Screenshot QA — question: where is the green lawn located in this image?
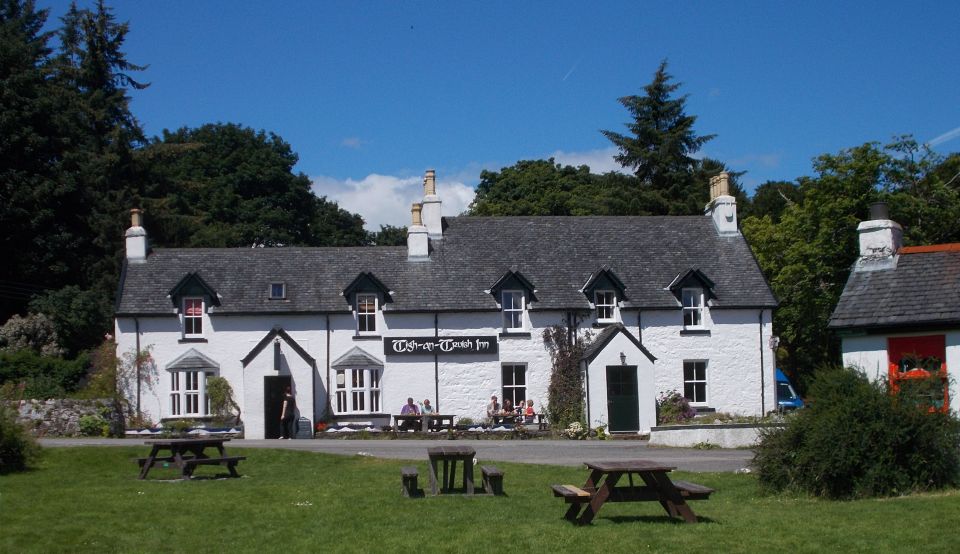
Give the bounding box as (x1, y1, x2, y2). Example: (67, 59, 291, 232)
(2, 447, 958, 553)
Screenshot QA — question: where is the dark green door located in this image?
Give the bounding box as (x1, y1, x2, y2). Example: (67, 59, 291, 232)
(606, 366, 639, 432)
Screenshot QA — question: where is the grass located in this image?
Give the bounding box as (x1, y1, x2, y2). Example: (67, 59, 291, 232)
(2, 447, 959, 553)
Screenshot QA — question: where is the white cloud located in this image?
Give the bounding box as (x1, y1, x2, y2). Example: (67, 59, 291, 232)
(311, 173, 476, 231)
(549, 146, 627, 174)
(340, 137, 365, 149)
(927, 126, 960, 147)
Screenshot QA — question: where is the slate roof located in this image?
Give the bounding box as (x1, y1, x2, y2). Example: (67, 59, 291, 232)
(829, 246, 960, 330)
(116, 215, 777, 316)
(581, 323, 656, 364)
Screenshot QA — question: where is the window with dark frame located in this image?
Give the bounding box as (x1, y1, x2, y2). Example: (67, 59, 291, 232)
(270, 283, 285, 299)
(502, 364, 526, 407)
(683, 360, 707, 404)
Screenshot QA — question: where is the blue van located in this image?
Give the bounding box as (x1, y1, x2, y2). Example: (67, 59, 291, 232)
(776, 369, 804, 411)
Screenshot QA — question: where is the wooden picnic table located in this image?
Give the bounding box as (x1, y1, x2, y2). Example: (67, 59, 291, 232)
(394, 414, 455, 432)
(552, 459, 713, 525)
(427, 445, 476, 495)
(490, 413, 548, 429)
(136, 437, 245, 480)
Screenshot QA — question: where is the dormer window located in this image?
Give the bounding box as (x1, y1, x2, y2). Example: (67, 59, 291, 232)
(357, 293, 377, 334)
(502, 290, 525, 331)
(595, 290, 616, 322)
(183, 297, 204, 337)
(269, 283, 286, 299)
(682, 288, 704, 328)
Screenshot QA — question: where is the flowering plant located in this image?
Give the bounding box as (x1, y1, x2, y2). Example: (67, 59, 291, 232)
(562, 421, 589, 440)
(656, 390, 696, 424)
(315, 421, 328, 432)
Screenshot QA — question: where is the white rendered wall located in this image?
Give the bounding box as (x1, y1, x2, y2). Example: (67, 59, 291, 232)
(116, 303, 774, 433)
(842, 330, 960, 416)
(637, 308, 775, 416)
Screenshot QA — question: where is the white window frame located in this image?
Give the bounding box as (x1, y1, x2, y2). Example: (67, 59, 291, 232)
(182, 297, 204, 337)
(682, 288, 705, 328)
(169, 370, 210, 417)
(501, 290, 525, 331)
(683, 360, 708, 405)
(502, 364, 527, 408)
(356, 293, 377, 334)
(595, 290, 616, 323)
(334, 368, 382, 414)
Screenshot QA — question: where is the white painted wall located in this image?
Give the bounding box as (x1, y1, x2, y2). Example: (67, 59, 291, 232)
(637, 308, 776, 416)
(116, 303, 774, 436)
(841, 329, 960, 416)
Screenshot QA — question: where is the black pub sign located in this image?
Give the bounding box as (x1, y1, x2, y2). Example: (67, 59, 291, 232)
(384, 336, 498, 356)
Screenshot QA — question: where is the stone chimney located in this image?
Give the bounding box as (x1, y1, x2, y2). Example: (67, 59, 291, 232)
(407, 203, 429, 260)
(705, 172, 738, 236)
(854, 202, 902, 272)
(125, 208, 148, 263)
(421, 169, 443, 239)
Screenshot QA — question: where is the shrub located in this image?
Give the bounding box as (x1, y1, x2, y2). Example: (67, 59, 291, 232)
(754, 366, 960, 499)
(0, 403, 41, 474)
(207, 376, 241, 425)
(0, 349, 89, 399)
(656, 390, 696, 424)
(78, 414, 109, 437)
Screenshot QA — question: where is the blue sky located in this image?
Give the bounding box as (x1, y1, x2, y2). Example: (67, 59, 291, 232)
(44, 1, 960, 229)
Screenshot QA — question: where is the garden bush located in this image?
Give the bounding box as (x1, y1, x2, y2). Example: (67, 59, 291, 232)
(0, 349, 89, 399)
(78, 414, 110, 437)
(754, 366, 960, 499)
(656, 390, 696, 424)
(0, 404, 41, 474)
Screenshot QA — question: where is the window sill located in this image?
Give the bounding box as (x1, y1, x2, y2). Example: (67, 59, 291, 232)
(592, 321, 616, 328)
(178, 337, 208, 343)
(352, 335, 382, 341)
(693, 406, 716, 414)
(679, 329, 711, 336)
(499, 331, 531, 338)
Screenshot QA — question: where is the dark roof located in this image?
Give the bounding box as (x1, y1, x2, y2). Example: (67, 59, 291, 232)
(829, 247, 960, 330)
(581, 323, 656, 364)
(116, 215, 777, 316)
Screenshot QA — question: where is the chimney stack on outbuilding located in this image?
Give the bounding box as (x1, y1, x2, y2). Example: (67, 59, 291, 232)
(407, 203, 429, 260)
(705, 172, 739, 236)
(125, 208, 148, 263)
(854, 201, 902, 272)
(421, 169, 443, 239)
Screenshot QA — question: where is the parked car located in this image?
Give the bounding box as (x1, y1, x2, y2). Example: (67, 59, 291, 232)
(776, 368, 804, 411)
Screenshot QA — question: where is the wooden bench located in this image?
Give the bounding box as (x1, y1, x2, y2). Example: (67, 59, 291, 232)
(481, 465, 504, 495)
(671, 480, 714, 500)
(551, 484, 593, 502)
(135, 455, 246, 477)
(401, 466, 419, 497)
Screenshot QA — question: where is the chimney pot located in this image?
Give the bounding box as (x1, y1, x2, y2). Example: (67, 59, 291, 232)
(130, 208, 143, 227)
(424, 169, 436, 196)
(411, 203, 423, 226)
(869, 201, 889, 221)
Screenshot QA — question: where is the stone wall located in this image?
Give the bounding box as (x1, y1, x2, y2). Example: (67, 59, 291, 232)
(12, 398, 124, 437)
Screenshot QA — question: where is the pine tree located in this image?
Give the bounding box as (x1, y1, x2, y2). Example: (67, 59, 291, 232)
(601, 60, 715, 210)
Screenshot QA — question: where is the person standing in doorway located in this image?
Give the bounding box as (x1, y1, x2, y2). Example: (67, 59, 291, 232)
(280, 386, 296, 439)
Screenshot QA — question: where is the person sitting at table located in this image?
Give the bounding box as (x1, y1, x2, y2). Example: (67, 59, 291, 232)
(421, 398, 435, 414)
(501, 399, 514, 415)
(399, 397, 420, 431)
(523, 399, 536, 424)
(486, 395, 500, 419)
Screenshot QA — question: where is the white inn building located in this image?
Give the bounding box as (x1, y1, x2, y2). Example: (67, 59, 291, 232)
(114, 170, 778, 438)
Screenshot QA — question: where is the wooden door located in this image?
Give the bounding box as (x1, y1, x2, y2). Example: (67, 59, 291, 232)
(606, 365, 639, 432)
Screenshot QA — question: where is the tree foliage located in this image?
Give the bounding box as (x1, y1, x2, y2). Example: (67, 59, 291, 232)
(543, 323, 591, 430)
(742, 138, 960, 388)
(0, 313, 63, 357)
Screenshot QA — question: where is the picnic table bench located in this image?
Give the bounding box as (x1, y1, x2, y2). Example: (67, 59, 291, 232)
(393, 414, 455, 433)
(552, 460, 713, 524)
(136, 438, 246, 480)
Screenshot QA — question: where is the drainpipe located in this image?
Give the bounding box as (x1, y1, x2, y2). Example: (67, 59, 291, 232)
(434, 312, 439, 412)
(325, 314, 331, 420)
(135, 318, 141, 418)
(759, 311, 765, 415)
